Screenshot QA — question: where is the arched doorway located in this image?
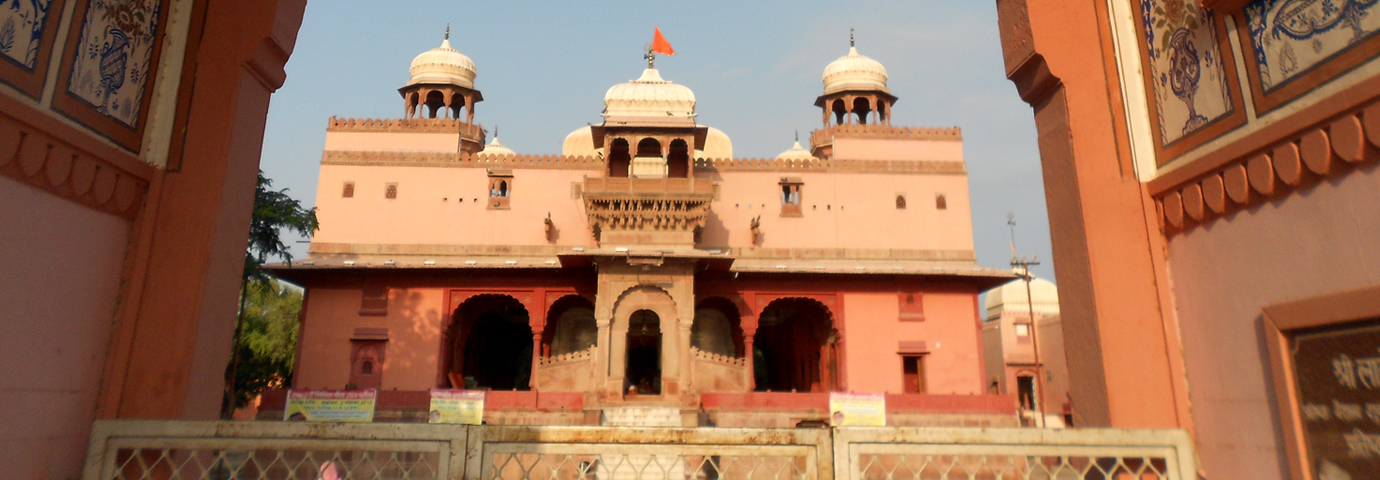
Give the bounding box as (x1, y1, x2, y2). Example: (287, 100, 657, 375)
(445, 295, 533, 390)
(626, 309, 662, 394)
(753, 298, 837, 392)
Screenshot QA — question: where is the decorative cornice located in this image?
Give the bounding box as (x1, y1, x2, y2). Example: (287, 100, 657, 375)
(693, 157, 966, 175)
(1154, 99, 1380, 235)
(582, 177, 714, 236)
(321, 150, 603, 169)
(730, 247, 977, 263)
(0, 109, 151, 220)
(327, 117, 485, 138)
(810, 125, 963, 148)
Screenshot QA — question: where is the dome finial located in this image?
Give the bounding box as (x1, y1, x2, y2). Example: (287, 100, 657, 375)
(794, 130, 799, 142)
(445, 24, 450, 40)
(850, 28, 854, 47)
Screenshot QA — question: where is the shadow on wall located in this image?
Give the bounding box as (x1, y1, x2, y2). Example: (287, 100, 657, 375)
(701, 207, 729, 248)
(387, 289, 440, 388)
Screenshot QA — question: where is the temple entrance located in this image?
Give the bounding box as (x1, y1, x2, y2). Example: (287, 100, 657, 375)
(753, 298, 837, 392)
(626, 309, 662, 394)
(446, 295, 533, 390)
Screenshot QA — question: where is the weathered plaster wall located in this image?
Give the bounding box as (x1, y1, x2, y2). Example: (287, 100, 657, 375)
(1167, 164, 1380, 479)
(831, 137, 963, 162)
(296, 287, 446, 392)
(0, 178, 130, 479)
(842, 291, 982, 395)
(313, 164, 974, 254)
(324, 131, 463, 153)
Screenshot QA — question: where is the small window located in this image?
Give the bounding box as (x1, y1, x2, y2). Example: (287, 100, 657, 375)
(1015, 323, 1030, 337)
(895, 195, 906, 209)
(902, 356, 925, 393)
(487, 170, 513, 209)
(779, 177, 803, 217)
(385, 183, 398, 199)
(935, 194, 947, 210)
(343, 182, 355, 198)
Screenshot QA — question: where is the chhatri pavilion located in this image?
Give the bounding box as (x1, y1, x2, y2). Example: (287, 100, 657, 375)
(268, 32, 1016, 426)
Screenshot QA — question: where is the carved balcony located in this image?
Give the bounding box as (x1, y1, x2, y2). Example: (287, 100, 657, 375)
(582, 177, 715, 247)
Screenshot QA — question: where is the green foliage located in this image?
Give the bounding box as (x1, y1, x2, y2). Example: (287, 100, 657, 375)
(222, 170, 319, 416)
(225, 279, 302, 410)
(244, 170, 319, 282)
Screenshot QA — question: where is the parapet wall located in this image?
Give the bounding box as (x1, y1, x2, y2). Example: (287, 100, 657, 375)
(810, 125, 963, 147)
(327, 117, 485, 137)
(321, 150, 604, 169)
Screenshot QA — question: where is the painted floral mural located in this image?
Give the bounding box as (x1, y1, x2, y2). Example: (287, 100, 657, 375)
(0, 0, 54, 69)
(1246, 0, 1380, 91)
(67, 0, 161, 128)
(1141, 0, 1234, 145)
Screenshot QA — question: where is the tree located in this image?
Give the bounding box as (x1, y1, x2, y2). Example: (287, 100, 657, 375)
(222, 170, 318, 418)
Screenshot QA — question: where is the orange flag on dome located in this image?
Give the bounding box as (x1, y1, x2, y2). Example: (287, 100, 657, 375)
(652, 27, 675, 56)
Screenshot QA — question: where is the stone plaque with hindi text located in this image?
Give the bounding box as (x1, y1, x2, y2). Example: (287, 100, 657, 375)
(1293, 320, 1380, 479)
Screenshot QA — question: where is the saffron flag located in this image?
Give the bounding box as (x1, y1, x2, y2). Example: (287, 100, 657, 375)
(652, 27, 675, 56)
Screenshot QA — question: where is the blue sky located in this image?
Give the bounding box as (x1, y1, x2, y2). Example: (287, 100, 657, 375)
(257, 0, 1055, 281)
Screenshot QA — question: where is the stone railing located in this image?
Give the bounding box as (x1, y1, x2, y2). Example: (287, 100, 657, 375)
(80, 421, 1198, 480)
(538, 347, 593, 366)
(690, 346, 747, 367)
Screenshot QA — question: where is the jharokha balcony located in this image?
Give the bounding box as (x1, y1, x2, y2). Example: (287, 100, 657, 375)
(581, 176, 715, 247)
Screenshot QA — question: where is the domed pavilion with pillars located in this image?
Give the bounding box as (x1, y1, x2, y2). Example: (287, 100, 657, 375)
(268, 33, 1019, 427)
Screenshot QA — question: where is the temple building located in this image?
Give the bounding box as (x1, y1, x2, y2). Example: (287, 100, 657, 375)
(268, 34, 1017, 426)
(981, 275, 1069, 428)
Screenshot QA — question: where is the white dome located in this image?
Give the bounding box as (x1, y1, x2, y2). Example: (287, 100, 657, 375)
(695, 126, 733, 159)
(822, 47, 887, 94)
(604, 69, 696, 118)
(478, 136, 514, 157)
(408, 38, 477, 89)
(984, 276, 1059, 320)
(775, 141, 815, 161)
(562, 126, 598, 157)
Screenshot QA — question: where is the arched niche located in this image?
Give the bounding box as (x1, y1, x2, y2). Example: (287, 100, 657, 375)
(667, 138, 690, 178)
(753, 297, 839, 392)
(608, 138, 631, 177)
(692, 297, 744, 357)
(544, 295, 596, 357)
(444, 294, 533, 390)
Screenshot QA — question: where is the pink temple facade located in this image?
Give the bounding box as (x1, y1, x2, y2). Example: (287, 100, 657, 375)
(269, 36, 1016, 426)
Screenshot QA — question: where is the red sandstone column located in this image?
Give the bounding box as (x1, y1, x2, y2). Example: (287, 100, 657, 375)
(994, 0, 1187, 429)
(98, 0, 309, 419)
(530, 332, 542, 390)
(743, 334, 756, 391)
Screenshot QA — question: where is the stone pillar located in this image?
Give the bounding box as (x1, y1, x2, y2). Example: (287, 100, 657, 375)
(743, 334, 756, 391)
(530, 332, 542, 390)
(679, 323, 692, 394)
(465, 95, 475, 124)
(595, 311, 613, 393)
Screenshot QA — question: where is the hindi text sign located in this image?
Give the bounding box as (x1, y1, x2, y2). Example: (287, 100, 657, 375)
(283, 389, 376, 422)
(1293, 320, 1380, 479)
(429, 389, 485, 424)
(830, 392, 886, 426)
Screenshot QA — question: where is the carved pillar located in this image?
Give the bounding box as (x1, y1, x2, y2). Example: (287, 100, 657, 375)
(465, 95, 475, 124)
(844, 96, 855, 124)
(594, 311, 613, 392)
(530, 332, 542, 390)
(679, 323, 692, 394)
(743, 334, 756, 391)
(822, 106, 830, 127)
